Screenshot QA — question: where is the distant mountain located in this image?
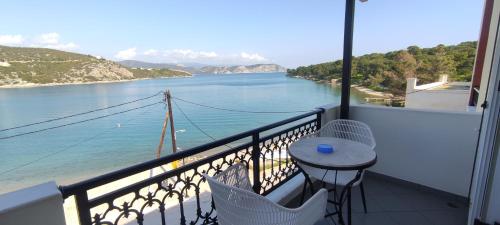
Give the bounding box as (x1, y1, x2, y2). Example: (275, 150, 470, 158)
(118, 60, 200, 73)
(198, 64, 286, 74)
(119, 60, 286, 74)
(0, 46, 191, 87)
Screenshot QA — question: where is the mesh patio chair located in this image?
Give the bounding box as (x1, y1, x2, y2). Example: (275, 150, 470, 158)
(298, 119, 376, 213)
(203, 163, 328, 225)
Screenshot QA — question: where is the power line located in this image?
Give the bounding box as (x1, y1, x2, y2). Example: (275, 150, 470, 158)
(0, 103, 159, 175)
(0, 102, 163, 140)
(171, 96, 312, 114)
(174, 99, 291, 164)
(172, 99, 234, 149)
(0, 91, 164, 133)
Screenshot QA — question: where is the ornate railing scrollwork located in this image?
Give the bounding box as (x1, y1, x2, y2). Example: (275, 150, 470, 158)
(60, 109, 323, 225)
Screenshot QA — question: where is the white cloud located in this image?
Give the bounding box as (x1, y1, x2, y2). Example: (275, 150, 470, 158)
(28, 32, 79, 50)
(0, 34, 24, 45)
(164, 49, 218, 60)
(44, 42, 79, 50)
(38, 33, 60, 44)
(240, 52, 267, 62)
(115, 48, 137, 60)
(143, 49, 159, 56)
(125, 48, 270, 65)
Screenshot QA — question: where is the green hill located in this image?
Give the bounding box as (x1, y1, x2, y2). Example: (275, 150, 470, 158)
(0, 45, 191, 87)
(287, 41, 477, 96)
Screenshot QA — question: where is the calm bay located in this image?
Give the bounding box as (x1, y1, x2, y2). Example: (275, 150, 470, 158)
(0, 73, 367, 193)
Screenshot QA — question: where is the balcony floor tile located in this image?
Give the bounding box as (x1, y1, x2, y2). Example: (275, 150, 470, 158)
(289, 173, 469, 225)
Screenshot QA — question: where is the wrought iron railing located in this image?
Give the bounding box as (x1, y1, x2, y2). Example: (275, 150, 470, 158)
(59, 108, 324, 225)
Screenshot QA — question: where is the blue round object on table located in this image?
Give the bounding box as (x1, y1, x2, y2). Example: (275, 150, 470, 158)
(317, 144, 334, 154)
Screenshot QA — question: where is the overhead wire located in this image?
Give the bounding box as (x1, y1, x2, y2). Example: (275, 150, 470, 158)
(0, 102, 162, 175)
(171, 96, 312, 114)
(0, 91, 164, 132)
(0, 101, 163, 140)
(172, 99, 234, 149)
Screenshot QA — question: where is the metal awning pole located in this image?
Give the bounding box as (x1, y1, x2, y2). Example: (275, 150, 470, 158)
(340, 0, 356, 119)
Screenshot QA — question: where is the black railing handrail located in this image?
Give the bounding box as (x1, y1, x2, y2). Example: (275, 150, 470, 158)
(59, 108, 324, 198)
(86, 118, 319, 208)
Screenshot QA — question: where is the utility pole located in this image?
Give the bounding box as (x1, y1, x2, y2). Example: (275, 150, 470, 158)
(166, 90, 177, 155)
(152, 90, 180, 188)
(155, 90, 180, 168)
(156, 91, 170, 159)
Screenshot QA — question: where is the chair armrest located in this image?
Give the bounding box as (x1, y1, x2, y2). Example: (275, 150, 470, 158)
(295, 188, 328, 225)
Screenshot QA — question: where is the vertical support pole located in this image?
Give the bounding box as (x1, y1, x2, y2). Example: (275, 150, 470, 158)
(75, 191, 92, 225)
(316, 110, 323, 130)
(156, 91, 170, 159)
(340, 0, 356, 119)
(251, 133, 261, 193)
(347, 187, 352, 225)
(166, 90, 177, 154)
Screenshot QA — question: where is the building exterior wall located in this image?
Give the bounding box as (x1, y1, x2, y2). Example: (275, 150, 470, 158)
(349, 105, 481, 197)
(405, 90, 470, 111)
(477, 0, 500, 110)
(405, 76, 470, 111)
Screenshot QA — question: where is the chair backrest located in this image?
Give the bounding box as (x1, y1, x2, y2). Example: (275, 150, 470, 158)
(318, 119, 376, 149)
(203, 164, 290, 225)
(208, 163, 253, 191)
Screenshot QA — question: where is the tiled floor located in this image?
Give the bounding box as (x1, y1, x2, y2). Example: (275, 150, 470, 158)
(287, 173, 469, 225)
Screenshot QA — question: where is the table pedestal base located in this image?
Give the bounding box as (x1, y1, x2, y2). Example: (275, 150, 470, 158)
(299, 168, 363, 225)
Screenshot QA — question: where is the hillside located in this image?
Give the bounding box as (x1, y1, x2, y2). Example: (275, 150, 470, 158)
(199, 64, 286, 74)
(119, 60, 286, 74)
(128, 68, 191, 78)
(0, 46, 190, 87)
(118, 60, 199, 73)
(287, 42, 477, 96)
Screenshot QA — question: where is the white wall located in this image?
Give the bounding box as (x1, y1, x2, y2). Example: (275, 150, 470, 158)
(405, 90, 470, 111)
(318, 103, 340, 125)
(348, 105, 481, 197)
(0, 182, 66, 225)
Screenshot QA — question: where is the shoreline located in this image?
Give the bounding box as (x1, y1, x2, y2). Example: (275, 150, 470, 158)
(351, 84, 394, 98)
(0, 75, 192, 89)
(0, 72, 288, 89)
(289, 75, 395, 98)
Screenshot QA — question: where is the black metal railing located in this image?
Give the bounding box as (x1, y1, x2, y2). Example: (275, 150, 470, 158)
(60, 108, 324, 225)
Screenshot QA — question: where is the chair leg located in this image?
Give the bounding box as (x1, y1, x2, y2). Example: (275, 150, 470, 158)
(360, 182, 367, 213)
(347, 187, 352, 225)
(300, 180, 307, 204)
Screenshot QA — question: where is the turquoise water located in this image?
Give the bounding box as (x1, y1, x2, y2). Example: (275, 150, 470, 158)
(0, 73, 365, 193)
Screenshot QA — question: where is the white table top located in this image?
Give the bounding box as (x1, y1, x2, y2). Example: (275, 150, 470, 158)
(289, 137, 376, 170)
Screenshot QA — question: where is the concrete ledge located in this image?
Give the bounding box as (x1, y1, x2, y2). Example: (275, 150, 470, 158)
(0, 182, 66, 225)
(265, 173, 306, 205)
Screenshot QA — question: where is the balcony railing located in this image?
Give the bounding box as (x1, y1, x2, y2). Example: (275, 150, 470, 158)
(59, 108, 323, 225)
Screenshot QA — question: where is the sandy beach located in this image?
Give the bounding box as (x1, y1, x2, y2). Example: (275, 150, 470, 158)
(62, 141, 295, 225)
(351, 85, 394, 98)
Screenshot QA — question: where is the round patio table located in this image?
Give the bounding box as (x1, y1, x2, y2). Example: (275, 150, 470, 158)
(289, 137, 377, 225)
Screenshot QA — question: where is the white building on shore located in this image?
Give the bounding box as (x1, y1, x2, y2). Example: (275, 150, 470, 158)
(405, 75, 472, 111)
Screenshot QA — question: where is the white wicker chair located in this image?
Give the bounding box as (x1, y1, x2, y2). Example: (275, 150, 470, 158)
(298, 119, 376, 213)
(203, 163, 328, 225)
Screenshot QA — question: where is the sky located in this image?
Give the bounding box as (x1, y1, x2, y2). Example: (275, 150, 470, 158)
(0, 0, 484, 68)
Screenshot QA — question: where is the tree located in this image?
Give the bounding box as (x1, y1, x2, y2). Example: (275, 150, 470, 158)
(287, 42, 477, 96)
